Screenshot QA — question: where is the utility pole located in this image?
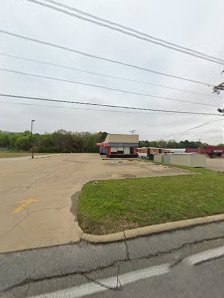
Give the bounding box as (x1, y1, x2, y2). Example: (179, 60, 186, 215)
(217, 109, 224, 151)
(30, 120, 35, 159)
(213, 82, 224, 115)
(213, 82, 224, 94)
(217, 108, 224, 115)
(214, 81, 224, 148)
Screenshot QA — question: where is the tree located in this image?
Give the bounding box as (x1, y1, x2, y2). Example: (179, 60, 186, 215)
(0, 132, 9, 148)
(0, 130, 217, 153)
(15, 135, 31, 151)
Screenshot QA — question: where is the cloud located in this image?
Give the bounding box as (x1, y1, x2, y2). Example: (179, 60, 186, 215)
(0, 0, 223, 143)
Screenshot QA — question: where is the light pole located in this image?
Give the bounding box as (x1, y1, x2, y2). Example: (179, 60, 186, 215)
(30, 120, 35, 159)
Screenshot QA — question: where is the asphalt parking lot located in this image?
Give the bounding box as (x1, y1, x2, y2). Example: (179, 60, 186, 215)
(0, 153, 190, 253)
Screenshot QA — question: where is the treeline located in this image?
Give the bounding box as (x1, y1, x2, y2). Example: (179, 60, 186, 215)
(0, 129, 219, 153)
(0, 130, 107, 153)
(139, 139, 209, 149)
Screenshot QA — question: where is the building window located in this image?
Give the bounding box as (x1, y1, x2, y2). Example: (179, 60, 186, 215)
(117, 146, 124, 154)
(111, 147, 117, 153)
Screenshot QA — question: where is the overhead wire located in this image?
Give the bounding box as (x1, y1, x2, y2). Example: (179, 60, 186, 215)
(41, 0, 224, 64)
(0, 93, 221, 116)
(2, 100, 215, 141)
(0, 99, 159, 114)
(0, 29, 213, 87)
(0, 67, 216, 107)
(0, 52, 222, 100)
(1, 1, 222, 138)
(162, 117, 223, 139)
(26, 0, 224, 65)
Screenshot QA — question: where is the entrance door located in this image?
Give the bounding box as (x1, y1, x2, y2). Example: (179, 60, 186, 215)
(124, 147, 130, 154)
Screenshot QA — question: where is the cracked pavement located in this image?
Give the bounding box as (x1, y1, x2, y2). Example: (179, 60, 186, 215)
(1, 221, 224, 297)
(0, 153, 190, 253)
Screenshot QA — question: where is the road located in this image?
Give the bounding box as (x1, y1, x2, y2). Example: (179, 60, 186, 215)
(0, 153, 190, 253)
(32, 256, 224, 298)
(83, 253, 224, 298)
(0, 154, 59, 161)
(1, 221, 224, 297)
(2, 235, 224, 298)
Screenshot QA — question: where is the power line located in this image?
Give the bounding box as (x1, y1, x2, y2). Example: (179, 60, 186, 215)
(2, 100, 210, 136)
(0, 29, 213, 87)
(27, 0, 224, 65)
(163, 118, 223, 139)
(0, 52, 221, 100)
(0, 93, 221, 116)
(0, 99, 158, 114)
(0, 67, 216, 107)
(43, 0, 224, 64)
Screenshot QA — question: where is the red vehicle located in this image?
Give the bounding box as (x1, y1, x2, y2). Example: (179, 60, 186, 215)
(186, 146, 224, 158)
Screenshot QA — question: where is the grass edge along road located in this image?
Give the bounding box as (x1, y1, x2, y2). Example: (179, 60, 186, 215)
(78, 167, 224, 235)
(0, 151, 55, 158)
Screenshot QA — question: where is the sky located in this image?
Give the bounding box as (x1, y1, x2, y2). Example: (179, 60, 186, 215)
(0, 0, 224, 144)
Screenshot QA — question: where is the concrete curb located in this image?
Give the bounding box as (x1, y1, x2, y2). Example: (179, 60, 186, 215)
(80, 213, 224, 243)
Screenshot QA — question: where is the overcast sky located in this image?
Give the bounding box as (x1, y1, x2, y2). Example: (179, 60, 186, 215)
(0, 0, 224, 144)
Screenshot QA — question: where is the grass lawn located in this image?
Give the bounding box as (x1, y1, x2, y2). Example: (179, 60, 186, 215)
(78, 168, 224, 234)
(0, 152, 54, 158)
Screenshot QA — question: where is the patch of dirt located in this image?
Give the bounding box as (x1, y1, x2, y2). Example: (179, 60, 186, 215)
(122, 174, 136, 178)
(70, 191, 81, 220)
(81, 218, 140, 235)
(63, 159, 88, 164)
(106, 163, 127, 167)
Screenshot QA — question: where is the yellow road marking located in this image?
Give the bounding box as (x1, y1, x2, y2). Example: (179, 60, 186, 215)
(13, 198, 38, 214)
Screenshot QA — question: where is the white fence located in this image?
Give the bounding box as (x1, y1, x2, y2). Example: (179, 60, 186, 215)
(154, 153, 206, 167)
